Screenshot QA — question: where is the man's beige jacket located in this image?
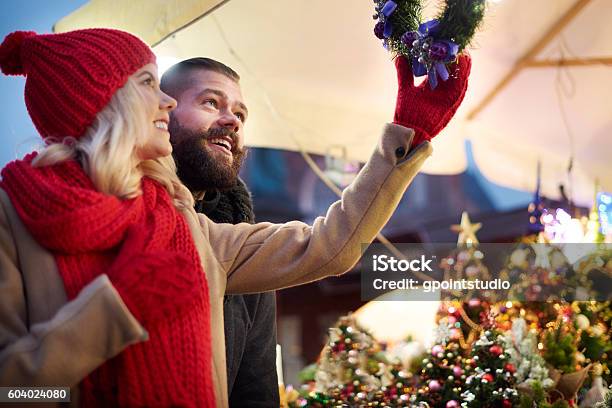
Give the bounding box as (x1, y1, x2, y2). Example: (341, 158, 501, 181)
(0, 124, 432, 407)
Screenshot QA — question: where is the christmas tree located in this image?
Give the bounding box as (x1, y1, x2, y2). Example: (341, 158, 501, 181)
(503, 234, 574, 303)
(305, 314, 413, 407)
(460, 329, 519, 408)
(411, 324, 466, 407)
(293, 199, 611, 407)
(437, 212, 497, 344)
(501, 317, 553, 390)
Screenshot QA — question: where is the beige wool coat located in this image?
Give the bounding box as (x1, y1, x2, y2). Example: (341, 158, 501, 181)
(0, 123, 432, 407)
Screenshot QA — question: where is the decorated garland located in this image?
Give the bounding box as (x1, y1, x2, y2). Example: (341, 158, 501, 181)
(373, 0, 485, 88)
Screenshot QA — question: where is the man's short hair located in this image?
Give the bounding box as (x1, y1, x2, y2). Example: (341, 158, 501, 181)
(160, 57, 240, 98)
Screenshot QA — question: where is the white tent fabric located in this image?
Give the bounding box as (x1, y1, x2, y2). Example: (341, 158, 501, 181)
(55, 0, 612, 206)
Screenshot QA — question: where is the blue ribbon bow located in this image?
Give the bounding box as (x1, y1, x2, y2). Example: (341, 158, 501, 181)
(381, 1, 397, 38)
(402, 19, 459, 89)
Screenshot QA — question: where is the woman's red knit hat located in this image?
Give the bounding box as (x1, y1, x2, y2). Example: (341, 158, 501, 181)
(0, 28, 155, 139)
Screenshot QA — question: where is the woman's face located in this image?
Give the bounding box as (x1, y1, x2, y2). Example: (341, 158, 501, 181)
(133, 63, 178, 161)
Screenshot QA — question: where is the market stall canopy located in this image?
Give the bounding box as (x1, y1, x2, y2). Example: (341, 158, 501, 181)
(55, 0, 612, 206)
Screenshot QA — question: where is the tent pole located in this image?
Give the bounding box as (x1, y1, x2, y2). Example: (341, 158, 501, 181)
(524, 57, 612, 68)
(151, 0, 231, 48)
(467, 0, 592, 120)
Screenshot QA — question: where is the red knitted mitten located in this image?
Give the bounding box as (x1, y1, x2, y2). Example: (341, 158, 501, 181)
(393, 54, 471, 148)
(107, 227, 200, 327)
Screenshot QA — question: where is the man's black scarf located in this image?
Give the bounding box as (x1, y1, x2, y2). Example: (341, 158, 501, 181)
(194, 178, 255, 224)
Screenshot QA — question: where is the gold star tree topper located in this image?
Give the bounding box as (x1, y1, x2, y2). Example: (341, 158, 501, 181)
(451, 211, 482, 246)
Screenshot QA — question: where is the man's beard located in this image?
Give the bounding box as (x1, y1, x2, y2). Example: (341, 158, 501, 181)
(170, 123, 247, 192)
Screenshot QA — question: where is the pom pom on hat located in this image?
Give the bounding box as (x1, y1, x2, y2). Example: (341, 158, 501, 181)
(0, 31, 37, 76)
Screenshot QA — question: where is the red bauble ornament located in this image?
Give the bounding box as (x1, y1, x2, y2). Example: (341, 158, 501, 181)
(489, 345, 503, 356)
(504, 363, 516, 374)
(502, 399, 512, 408)
(332, 342, 346, 354)
(482, 373, 494, 382)
(342, 384, 354, 397)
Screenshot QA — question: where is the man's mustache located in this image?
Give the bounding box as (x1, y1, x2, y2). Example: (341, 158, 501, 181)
(201, 127, 239, 151)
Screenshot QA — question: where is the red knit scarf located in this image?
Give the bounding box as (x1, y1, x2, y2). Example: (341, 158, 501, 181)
(1, 153, 216, 407)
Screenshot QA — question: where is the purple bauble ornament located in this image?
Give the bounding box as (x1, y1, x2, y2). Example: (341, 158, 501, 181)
(446, 400, 459, 408)
(401, 31, 419, 47)
(452, 366, 463, 376)
(429, 41, 450, 60)
(428, 380, 441, 392)
(432, 345, 444, 355)
(374, 22, 385, 39)
(457, 251, 470, 262)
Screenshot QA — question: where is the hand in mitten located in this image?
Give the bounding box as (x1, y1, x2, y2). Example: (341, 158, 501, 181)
(107, 226, 200, 327)
(393, 54, 471, 148)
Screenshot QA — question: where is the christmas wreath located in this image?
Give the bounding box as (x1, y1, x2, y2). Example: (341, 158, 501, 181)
(373, 0, 485, 88)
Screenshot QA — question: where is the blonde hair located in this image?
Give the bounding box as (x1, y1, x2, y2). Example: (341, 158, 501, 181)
(32, 77, 194, 210)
